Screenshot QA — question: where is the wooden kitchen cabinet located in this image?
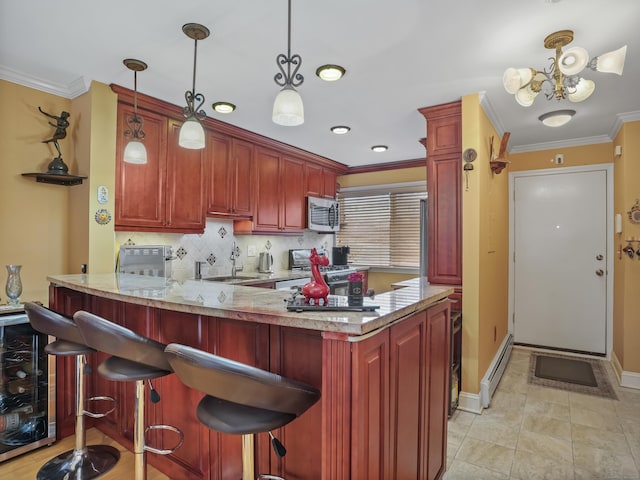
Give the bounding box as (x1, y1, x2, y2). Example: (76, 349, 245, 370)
(305, 163, 337, 199)
(205, 132, 254, 218)
(114, 102, 205, 234)
(419, 101, 462, 288)
(237, 148, 305, 234)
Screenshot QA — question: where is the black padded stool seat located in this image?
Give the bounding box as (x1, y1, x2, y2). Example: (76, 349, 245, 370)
(74, 310, 183, 480)
(24, 303, 120, 480)
(165, 343, 321, 480)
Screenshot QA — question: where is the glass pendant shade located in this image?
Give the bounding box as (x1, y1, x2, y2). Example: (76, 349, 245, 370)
(567, 78, 595, 103)
(515, 84, 539, 107)
(272, 86, 304, 126)
(503, 67, 534, 94)
(558, 47, 589, 75)
(593, 45, 627, 75)
(123, 140, 148, 164)
(179, 118, 206, 149)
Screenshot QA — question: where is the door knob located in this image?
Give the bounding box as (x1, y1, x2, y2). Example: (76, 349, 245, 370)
(595, 269, 604, 277)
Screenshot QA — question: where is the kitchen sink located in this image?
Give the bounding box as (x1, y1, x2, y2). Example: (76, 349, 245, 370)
(202, 275, 262, 283)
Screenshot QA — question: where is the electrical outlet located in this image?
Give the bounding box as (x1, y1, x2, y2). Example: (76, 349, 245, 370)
(555, 153, 564, 165)
(247, 245, 257, 257)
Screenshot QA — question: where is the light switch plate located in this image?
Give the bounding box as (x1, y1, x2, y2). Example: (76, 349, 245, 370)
(97, 185, 108, 204)
(247, 245, 257, 257)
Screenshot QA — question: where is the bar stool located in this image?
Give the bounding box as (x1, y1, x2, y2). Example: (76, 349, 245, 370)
(24, 302, 120, 480)
(73, 311, 183, 480)
(164, 342, 321, 480)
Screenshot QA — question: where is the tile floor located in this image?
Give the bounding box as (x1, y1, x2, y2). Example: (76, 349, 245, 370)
(445, 347, 640, 480)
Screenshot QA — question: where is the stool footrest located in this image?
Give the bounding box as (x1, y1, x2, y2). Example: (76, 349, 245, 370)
(84, 395, 117, 418)
(258, 475, 285, 480)
(144, 424, 184, 455)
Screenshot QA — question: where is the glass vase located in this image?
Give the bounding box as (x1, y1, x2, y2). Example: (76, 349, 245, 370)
(5, 264, 23, 306)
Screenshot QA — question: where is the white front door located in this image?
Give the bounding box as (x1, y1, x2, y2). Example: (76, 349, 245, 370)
(510, 165, 610, 354)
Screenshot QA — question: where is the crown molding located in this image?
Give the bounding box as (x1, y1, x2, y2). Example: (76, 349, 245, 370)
(0, 65, 89, 99)
(610, 110, 640, 139)
(479, 91, 506, 138)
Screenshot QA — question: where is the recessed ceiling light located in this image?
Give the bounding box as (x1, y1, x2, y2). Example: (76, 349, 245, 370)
(538, 109, 575, 127)
(330, 126, 350, 134)
(212, 102, 236, 114)
(371, 145, 388, 152)
(316, 64, 346, 82)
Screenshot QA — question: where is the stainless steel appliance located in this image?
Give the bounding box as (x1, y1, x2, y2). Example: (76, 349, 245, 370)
(288, 249, 355, 295)
(119, 245, 174, 277)
(307, 196, 340, 232)
(258, 252, 273, 273)
(0, 309, 55, 462)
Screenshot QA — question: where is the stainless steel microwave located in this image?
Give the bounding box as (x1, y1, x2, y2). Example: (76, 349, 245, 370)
(308, 196, 340, 232)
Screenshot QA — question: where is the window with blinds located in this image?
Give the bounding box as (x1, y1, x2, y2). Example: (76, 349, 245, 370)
(336, 191, 426, 268)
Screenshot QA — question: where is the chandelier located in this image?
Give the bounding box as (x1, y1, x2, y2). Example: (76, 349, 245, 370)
(503, 30, 627, 107)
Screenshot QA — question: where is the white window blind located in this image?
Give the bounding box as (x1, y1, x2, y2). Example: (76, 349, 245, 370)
(337, 190, 425, 268)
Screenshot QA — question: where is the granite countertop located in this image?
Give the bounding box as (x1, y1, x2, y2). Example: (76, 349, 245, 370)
(47, 273, 453, 337)
(198, 270, 312, 285)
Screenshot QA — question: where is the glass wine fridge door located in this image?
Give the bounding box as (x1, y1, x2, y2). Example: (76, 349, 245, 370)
(0, 312, 56, 462)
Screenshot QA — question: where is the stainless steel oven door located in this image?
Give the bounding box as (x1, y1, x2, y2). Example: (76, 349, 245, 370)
(329, 281, 349, 296)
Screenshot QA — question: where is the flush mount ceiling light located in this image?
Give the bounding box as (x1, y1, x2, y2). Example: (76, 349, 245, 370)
(272, 0, 304, 126)
(330, 126, 350, 134)
(179, 23, 209, 149)
(371, 145, 388, 152)
(538, 109, 576, 127)
(503, 30, 627, 107)
(123, 58, 148, 164)
(212, 102, 236, 114)
(316, 64, 345, 82)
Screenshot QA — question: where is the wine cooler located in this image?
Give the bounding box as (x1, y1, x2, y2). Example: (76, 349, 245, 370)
(0, 308, 55, 462)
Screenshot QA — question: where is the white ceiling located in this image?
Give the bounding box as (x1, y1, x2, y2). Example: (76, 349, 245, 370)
(1, 0, 639, 167)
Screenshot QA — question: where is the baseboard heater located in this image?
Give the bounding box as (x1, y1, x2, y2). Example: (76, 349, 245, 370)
(480, 333, 514, 408)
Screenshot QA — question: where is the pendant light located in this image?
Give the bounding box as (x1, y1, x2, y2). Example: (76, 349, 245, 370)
(123, 59, 148, 164)
(179, 23, 209, 149)
(272, 0, 304, 126)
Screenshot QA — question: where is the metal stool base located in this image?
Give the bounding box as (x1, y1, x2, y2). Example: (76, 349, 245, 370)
(37, 445, 121, 480)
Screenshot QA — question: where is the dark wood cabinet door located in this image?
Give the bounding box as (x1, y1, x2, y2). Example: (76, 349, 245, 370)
(281, 156, 305, 232)
(165, 120, 205, 232)
(231, 138, 254, 217)
(351, 330, 390, 480)
(49, 286, 87, 439)
(254, 148, 281, 231)
(322, 169, 337, 199)
(115, 104, 167, 230)
(205, 131, 233, 215)
(426, 154, 462, 285)
(389, 311, 428, 479)
(425, 300, 450, 480)
(305, 163, 323, 198)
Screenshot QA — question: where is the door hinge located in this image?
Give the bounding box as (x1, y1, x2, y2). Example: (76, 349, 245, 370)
(512, 313, 515, 324)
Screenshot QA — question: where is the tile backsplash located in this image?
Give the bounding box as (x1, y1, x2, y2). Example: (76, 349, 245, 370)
(115, 219, 334, 281)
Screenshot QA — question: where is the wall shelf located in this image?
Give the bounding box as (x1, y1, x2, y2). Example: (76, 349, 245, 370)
(22, 172, 87, 186)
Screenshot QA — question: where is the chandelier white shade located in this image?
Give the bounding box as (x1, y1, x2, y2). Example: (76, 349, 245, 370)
(178, 119, 206, 149)
(272, 86, 304, 126)
(123, 140, 147, 164)
(503, 30, 626, 108)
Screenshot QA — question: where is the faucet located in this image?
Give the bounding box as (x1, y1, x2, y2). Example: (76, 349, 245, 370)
(231, 242, 243, 277)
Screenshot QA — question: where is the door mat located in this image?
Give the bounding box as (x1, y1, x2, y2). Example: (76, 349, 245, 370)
(528, 352, 618, 400)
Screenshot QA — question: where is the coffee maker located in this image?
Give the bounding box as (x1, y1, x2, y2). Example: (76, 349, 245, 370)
(332, 246, 350, 265)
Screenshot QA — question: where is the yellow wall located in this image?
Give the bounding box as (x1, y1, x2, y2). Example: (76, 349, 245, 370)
(509, 143, 614, 171)
(461, 94, 510, 393)
(612, 121, 640, 374)
(0, 81, 74, 303)
(0, 79, 117, 304)
(337, 166, 426, 293)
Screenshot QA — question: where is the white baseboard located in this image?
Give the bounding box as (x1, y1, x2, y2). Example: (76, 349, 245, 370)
(457, 392, 483, 415)
(610, 351, 640, 390)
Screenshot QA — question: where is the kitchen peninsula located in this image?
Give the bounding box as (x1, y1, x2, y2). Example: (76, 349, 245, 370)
(48, 273, 453, 480)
